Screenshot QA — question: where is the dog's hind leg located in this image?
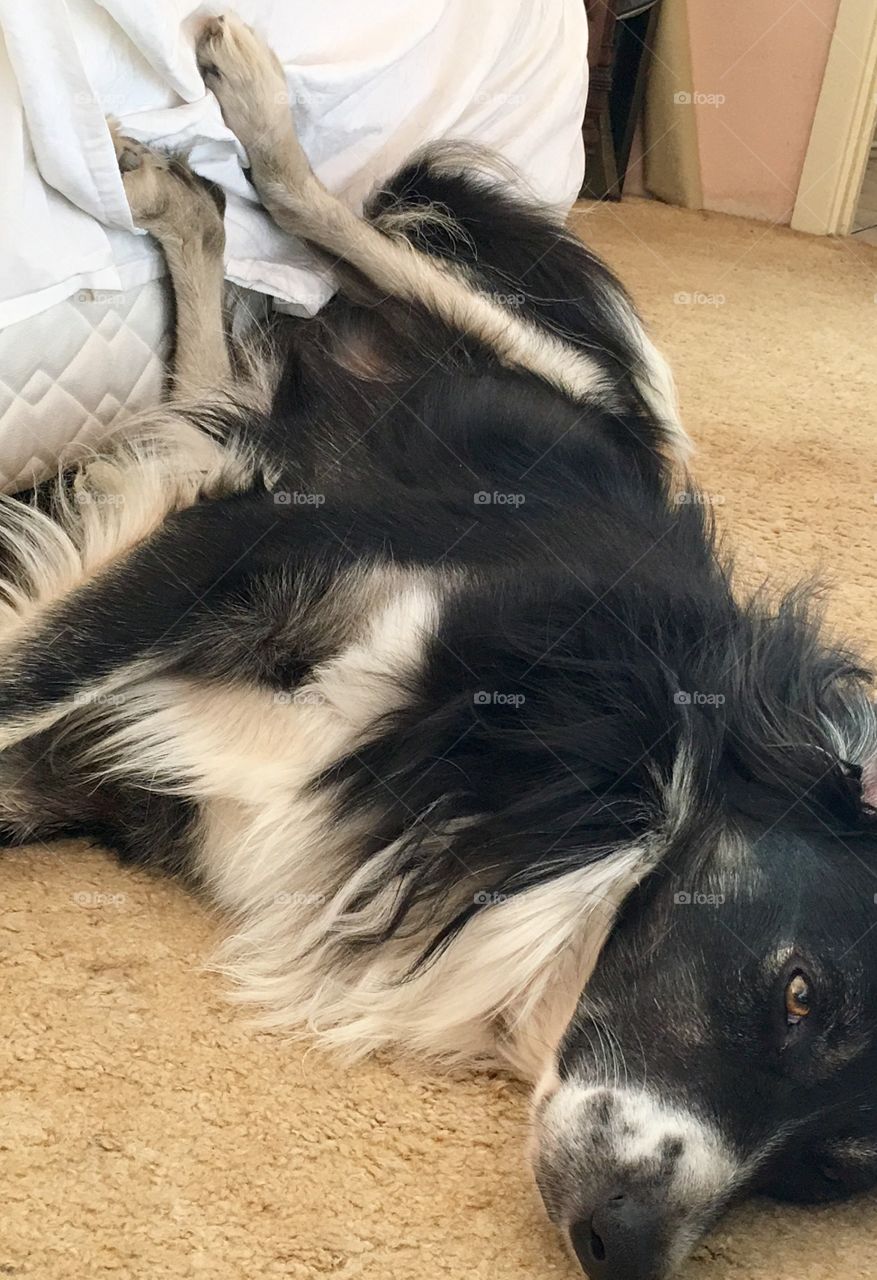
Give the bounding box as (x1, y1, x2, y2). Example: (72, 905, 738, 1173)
(193, 15, 623, 408)
(0, 485, 282, 756)
(111, 126, 231, 399)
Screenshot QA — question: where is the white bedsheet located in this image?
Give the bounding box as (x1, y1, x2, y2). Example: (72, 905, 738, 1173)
(0, 0, 589, 326)
(0, 1, 587, 490)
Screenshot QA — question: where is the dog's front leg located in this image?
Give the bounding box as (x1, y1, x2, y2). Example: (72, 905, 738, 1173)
(111, 127, 231, 399)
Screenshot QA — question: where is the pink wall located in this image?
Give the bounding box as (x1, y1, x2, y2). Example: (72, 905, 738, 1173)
(687, 0, 840, 222)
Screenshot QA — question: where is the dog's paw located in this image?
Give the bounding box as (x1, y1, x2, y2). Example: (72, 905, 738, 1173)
(110, 121, 172, 221)
(196, 13, 291, 158)
(109, 121, 225, 252)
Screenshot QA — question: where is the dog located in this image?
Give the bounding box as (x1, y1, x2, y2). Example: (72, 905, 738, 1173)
(3, 15, 877, 1280)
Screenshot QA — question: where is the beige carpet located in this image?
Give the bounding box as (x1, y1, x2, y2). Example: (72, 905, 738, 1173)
(3, 200, 877, 1280)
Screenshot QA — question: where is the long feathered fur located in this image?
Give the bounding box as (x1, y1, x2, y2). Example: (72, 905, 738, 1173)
(0, 152, 873, 1086)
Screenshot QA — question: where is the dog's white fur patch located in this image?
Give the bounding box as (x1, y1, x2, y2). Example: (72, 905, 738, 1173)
(60, 561, 655, 1073)
(208, 837, 653, 1075)
(536, 1082, 742, 1266)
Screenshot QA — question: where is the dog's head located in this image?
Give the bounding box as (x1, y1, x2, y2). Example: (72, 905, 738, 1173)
(532, 765, 877, 1280)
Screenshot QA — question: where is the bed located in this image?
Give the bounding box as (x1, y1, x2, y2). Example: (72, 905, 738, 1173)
(0, 0, 589, 492)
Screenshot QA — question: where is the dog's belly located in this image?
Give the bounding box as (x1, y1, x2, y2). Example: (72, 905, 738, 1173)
(84, 576, 441, 899)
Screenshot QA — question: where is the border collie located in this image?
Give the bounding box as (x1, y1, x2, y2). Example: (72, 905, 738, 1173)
(4, 15, 876, 1280)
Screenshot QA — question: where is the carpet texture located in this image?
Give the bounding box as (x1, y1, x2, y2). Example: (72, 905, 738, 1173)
(3, 199, 877, 1279)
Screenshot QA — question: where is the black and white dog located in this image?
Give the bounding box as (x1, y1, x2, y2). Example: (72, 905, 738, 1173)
(4, 15, 877, 1280)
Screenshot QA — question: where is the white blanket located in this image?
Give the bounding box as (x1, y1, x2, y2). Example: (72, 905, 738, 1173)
(0, 0, 589, 327)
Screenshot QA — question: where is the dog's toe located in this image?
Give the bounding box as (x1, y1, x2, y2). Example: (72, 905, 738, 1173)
(117, 144, 143, 174)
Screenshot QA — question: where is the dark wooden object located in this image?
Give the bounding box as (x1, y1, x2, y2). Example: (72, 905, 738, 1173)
(581, 0, 663, 200)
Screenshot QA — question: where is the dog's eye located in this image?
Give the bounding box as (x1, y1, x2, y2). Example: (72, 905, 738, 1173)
(785, 971, 812, 1024)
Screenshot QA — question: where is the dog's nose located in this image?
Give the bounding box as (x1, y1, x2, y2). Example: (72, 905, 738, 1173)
(569, 1194, 663, 1280)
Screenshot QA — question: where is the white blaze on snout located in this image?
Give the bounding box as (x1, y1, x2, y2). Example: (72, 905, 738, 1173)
(534, 1083, 742, 1255)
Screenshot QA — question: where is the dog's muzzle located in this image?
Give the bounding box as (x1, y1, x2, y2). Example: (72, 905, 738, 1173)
(569, 1194, 664, 1280)
(534, 1085, 741, 1280)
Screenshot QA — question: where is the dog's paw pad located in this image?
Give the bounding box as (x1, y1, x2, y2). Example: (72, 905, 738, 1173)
(109, 122, 170, 182)
(117, 144, 142, 173)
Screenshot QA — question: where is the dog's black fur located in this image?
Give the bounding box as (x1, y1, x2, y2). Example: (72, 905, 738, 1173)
(4, 147, 877, 1280)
